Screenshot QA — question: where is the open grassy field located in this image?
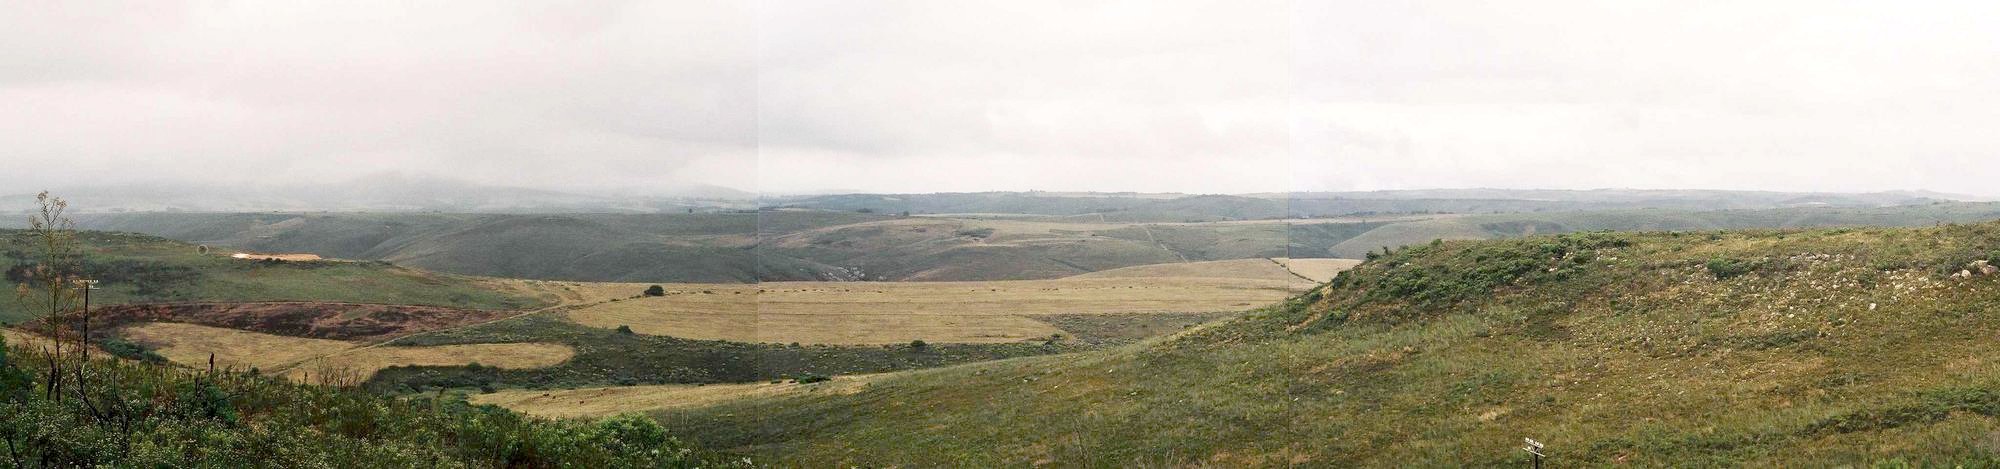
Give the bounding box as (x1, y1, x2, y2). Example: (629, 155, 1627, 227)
(120, 322, 573, 382)
(645, 222, 2000, 466)
(563, 274, 1314, 345)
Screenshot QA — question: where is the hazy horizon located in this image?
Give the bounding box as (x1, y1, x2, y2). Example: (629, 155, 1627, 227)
(8, 1, 2000, 197)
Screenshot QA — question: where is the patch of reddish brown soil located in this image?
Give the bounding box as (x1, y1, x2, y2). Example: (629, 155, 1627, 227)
(80, 302, 509, 342)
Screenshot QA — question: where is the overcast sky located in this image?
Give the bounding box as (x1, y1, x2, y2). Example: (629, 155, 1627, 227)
(5, 1, 2000, 196)
(1299, 1, 2000, 196)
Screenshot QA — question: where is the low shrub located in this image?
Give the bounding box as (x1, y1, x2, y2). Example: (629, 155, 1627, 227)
(794, 373, 832, 384)
(1706, 257, 1757, 279)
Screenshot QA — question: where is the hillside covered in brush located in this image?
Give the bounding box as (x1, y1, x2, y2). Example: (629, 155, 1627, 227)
(661, 222, 2000, 466)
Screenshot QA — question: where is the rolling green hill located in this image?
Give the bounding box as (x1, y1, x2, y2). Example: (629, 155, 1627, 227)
(0, 230, 546, 323)
(50, 212, 888, 283)
(658, 222, 2000, 466)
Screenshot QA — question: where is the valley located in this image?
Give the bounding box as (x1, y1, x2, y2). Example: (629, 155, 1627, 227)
(10, 189, 2000, 466)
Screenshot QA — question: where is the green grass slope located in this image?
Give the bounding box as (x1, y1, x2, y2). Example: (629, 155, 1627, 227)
(661, 222, 2000, 466)
(0, 230, 546, 323)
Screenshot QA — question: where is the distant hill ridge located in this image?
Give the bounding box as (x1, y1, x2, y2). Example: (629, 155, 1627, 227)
(773, 189, 1980, 221)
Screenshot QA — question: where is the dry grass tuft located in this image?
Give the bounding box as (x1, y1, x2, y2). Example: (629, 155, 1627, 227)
(564, 276, 1318, 345)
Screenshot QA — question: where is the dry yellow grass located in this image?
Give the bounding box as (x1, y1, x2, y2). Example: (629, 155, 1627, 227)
(121, 322, 572, 381)
(477, 278, 639, 307)
(123, 322, 351, 371)
(565, 277, 1299, 345)
(1069, 259, 1304, 282)
(472, 374, 881, 419)
(1, 329, 110, 358)
(279, 342, 574, 383)
(1065, 258, 1357, 284)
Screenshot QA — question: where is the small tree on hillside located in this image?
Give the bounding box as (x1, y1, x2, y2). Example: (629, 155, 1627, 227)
(642, 285, 665, 297)
(15, 192, 82, 398)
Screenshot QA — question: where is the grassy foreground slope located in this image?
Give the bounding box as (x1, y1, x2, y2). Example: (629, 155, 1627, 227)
(662, 222, 2000, 466)
(0, 230, 548, 323)
(0, 339, 735, 467)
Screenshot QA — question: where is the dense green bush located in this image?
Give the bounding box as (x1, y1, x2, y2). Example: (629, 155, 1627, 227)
(96, 337, 167, 363)
(1330, 232, 1631, 314)
(1706, 257, 1758, 279)
(793, 373, 831, 384)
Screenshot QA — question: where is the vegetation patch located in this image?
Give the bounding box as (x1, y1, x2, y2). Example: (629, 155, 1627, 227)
(1805, 385, 2000, 435)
